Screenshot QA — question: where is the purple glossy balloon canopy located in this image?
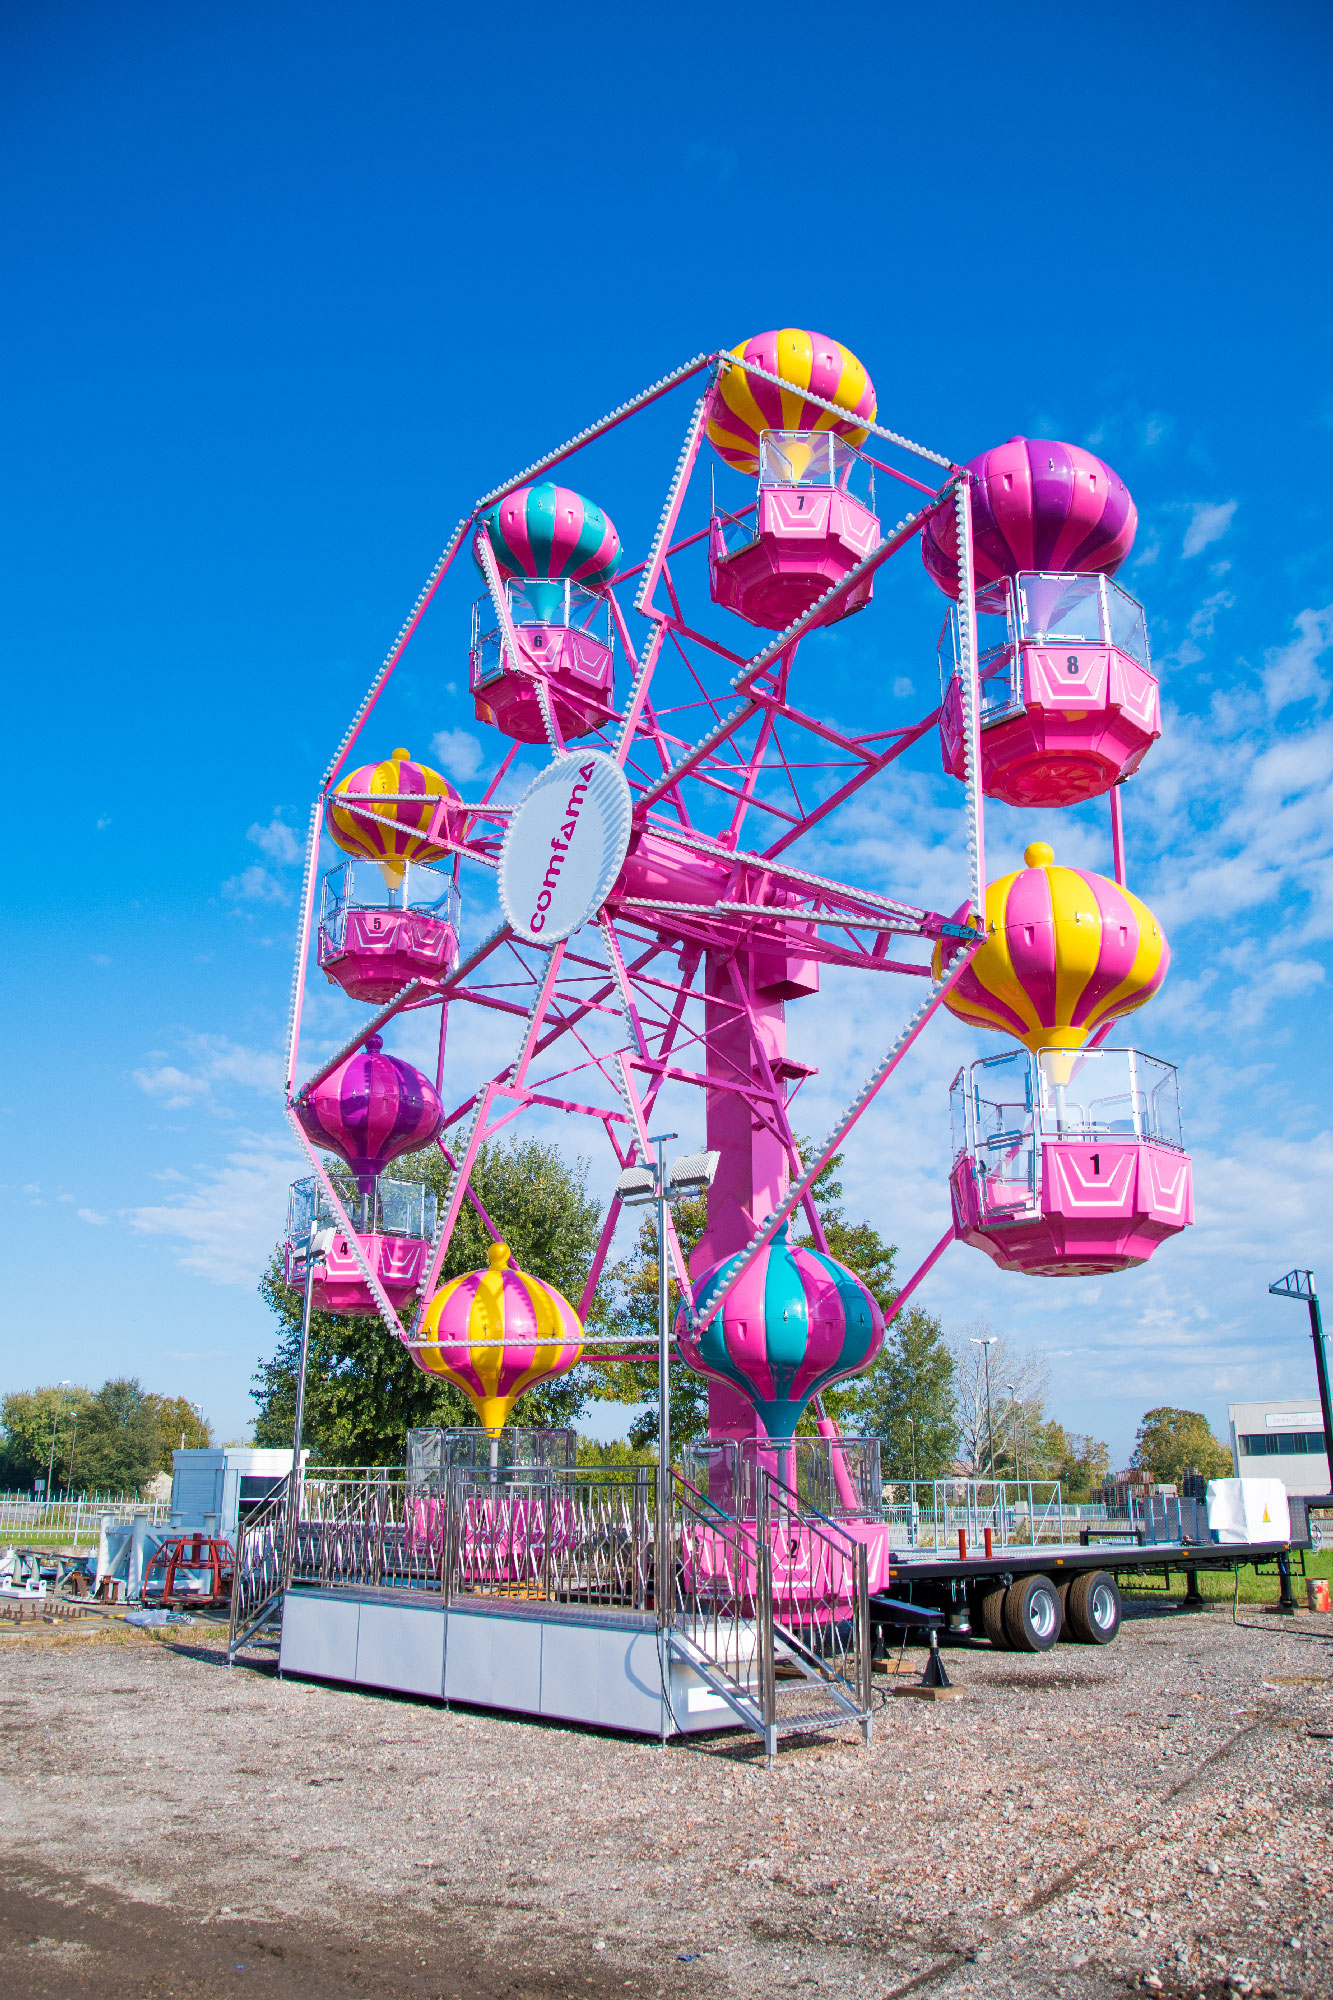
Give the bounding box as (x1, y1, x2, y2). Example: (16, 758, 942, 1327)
(295, 1034, 444, 1191)
(922, 436, 1137, 598)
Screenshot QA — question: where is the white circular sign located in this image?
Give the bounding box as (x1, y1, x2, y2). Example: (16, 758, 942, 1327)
(498, 750, 634, 947)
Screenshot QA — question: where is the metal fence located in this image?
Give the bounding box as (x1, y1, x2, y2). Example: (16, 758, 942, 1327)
(877, 1479, 1071, 1548)
(228, 1476, 290, 1661)
(0, 1494, 172, 1544)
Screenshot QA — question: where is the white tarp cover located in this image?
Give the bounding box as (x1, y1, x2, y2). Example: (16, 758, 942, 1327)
(1206, 1477, 1290, 1544)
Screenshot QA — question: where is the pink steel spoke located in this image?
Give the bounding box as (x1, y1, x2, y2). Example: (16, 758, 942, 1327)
(287, 1111, 407, 1339)
(683, 943, 981, 1337)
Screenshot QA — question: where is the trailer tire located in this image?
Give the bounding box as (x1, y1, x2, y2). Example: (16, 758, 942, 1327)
(1002, 1574, 1062, 1652)
(1065, 1570, 1121, 1645)
(979, 1584, 1011, 1649)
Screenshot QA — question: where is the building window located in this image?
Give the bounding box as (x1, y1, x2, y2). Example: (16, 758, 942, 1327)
(1238, 1433, 1326, 1457)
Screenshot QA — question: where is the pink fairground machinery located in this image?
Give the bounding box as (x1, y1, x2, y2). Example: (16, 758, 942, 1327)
(277, 326, 1193, 1518)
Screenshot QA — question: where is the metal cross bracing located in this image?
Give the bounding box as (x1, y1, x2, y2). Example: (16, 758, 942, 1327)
(284, 348, 986, 1442)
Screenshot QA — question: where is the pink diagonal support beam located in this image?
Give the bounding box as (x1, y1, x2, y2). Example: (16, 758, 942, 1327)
(685, 942, 980, 1337)
(633, 390, 712, 621)
(727, 496, 951, 697)
(883, 1225, 955, 1325)
(284, 796, 326, 1103)
(286, 1110, 408, 1339)
(408, 1081, 498, 1335)
(615, 1051, 695, 1306)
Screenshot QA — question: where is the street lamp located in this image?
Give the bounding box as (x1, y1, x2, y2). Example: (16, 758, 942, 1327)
(291, 1221, 335, 1497)
(1269, 1270, 1333, 1499)
(970, 1337, 998, 1479)
(614, 1140, 719, 1674)
(906, 1413, 916, 1485)
(45, 1381, 71, 1503)
(1006, 1383, 1022, 1483)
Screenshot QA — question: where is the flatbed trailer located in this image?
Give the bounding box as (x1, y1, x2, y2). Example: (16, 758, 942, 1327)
(870, 1536, 1303, 1653)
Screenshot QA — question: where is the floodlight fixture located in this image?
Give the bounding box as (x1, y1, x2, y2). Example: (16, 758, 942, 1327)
(614, 1165, 658, 1207)
(667, 1149, 720, 1199)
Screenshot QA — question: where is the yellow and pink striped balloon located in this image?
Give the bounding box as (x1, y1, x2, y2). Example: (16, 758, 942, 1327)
(328, 747, 459, 891)
(936, 842, 1169, 1057)
(414, 1242, 584, 1434)
(705, 329, 877, 476)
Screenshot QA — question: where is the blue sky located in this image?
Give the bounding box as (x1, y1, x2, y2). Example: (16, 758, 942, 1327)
(3, 1, 1331, 1461)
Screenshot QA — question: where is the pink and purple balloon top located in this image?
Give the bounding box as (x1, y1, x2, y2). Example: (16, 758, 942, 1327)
(295, 1034, 443, 1191)
(922, 436, 1137, 597)
(676, 1221, 883, 1444)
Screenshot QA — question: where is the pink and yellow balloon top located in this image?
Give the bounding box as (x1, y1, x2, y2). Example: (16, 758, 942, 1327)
(937, 843, 1168, 1057)
(415, 1242, 584, 1435)
(705, 329, 877, 477)
(328, 747, 459, 891)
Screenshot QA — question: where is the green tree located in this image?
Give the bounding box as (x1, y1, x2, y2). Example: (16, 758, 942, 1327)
(1131, 1406, 1231, 1486)
(1030, 1421, 1111, 1499)
(144, 1395, 214, 1473)
(252, 1137, 609, 1465)
(832, 1308, 957, 1479)
(0, 1384, 94, 1492)
(73, 1379, 161, 1496)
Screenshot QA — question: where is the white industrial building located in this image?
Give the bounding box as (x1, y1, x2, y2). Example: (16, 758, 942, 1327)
(1228, 1401, 1329, 1497)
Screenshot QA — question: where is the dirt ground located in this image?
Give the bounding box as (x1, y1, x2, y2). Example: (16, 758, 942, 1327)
(2, 1594, 1331, 2000)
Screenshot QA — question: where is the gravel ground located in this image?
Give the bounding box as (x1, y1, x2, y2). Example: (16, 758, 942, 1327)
(2, 1596, 1332, 1999)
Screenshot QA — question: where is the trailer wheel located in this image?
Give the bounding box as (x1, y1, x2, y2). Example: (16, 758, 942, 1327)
(979, 1584, 1011, 1649)
(1002, 1574, 1062, 1652)
(1065, 1570, 1121, 1645)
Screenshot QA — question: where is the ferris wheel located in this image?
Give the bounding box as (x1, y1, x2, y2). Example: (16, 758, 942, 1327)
(278, 329, 1191, 1453)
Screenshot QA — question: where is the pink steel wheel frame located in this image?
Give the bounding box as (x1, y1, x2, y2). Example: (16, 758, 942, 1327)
(282, 348, 1019, 1443)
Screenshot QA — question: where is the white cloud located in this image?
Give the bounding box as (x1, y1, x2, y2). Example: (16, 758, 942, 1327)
(127, 1134, 301, 1286)
(132, 1036, 284, 1112)
(1262, 603, 1333, 715)
(247, 817, 302, 865)
(431, 728, 485, 782)
(1182, 500, 1237, 558)
(1159, 587, 1235, 671)
(133, 1063, 212, 1109)
(77, 1207, 109, 1225)
(222, 864, 288, 904)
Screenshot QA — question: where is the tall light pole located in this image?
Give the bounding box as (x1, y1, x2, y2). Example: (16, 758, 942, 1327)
(614, 1142, 719, 1690)
(292, 1220, 332, 1494)
(1006, 1382, 1022, 1482)
(971, 1337, 997, 1478)
(907, 1413, 917, 1485)
(45, 1381, 71, 1502)
(1269, 1270, 1333, 1499)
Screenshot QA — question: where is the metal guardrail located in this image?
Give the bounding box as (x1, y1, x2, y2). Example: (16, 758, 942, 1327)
(0, 1495, 172, 1542)
(876, 1479, 1069, 1548)
(227, 1476, 290, 1662)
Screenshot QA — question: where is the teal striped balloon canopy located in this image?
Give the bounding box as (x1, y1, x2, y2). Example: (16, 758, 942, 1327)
(674, 1220, 884, 1443)
(475, 481, 620, 623)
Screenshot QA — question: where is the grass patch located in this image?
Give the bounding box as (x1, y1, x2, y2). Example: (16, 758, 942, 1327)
(1118, 1548, 1333, 1605)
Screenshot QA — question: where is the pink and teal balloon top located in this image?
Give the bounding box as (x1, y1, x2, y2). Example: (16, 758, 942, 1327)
(676, 1222, 884, 1444)
(475, 482, 619, 624)
(295, 1034, 443, 1191)
(415, 1242, 584, 1433)
(922, 435, 1137, 597)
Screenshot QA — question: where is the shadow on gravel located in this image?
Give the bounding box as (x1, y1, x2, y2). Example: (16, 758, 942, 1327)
(1, 1854, 655, 2000)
